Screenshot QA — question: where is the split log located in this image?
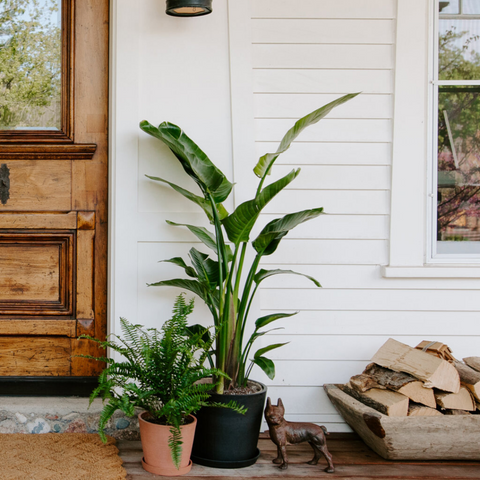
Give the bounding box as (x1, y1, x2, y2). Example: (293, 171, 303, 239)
(342, 383, 409, 417)
(415, 341, 456, 362)
(464, 357, 480, 373)
(435, 386, 475, 411)
(444, 409, 472, 416)
(371, 338, 460, 393)
(408, 403, 443, 417)
(454, 361, 480, 402)
(363, 363, 436, 408)
(349, 373, 386, 393)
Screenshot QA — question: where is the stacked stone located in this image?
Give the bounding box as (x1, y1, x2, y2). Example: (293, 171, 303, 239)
(0, 398, 140, 439)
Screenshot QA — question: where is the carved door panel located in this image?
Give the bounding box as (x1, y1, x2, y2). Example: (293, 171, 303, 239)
(0, 1, 108, 389)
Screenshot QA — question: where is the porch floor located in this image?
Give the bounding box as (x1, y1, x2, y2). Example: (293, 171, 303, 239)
(118, 433, 480, 479)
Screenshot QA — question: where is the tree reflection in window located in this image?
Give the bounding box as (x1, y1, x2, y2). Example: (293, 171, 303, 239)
(0, 0, 61, 130)
(437, 10, 480, 246)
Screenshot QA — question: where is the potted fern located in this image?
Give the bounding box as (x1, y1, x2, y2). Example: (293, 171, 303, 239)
(139, 93, 358, 467)
(81, 294, 242, 476)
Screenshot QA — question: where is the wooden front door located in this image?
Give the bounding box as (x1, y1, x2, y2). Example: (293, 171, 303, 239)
(0, 0, 108, 392)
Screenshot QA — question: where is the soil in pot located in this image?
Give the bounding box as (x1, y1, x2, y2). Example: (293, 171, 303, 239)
(191, 380, 267, 468)
(139, 412, 196, 476)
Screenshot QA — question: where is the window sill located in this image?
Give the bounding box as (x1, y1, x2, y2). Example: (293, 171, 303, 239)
(381, 266, 480, 279)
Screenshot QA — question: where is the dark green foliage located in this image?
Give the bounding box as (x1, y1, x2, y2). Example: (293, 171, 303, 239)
(80, 294, 243, 469)
(140, 94, 358, 392)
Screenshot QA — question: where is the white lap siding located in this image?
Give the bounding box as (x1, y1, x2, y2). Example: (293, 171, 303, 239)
(249, 0, 480, 431)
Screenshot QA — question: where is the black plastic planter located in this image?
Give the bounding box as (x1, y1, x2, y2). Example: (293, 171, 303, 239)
(191, 382, 267, 468)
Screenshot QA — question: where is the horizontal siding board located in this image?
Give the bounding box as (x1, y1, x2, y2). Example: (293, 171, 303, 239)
(262, 335, 480, 361)
(260, 288, 480, 312)
(255, 141, 391, 165)
(273, 165, 390, 190)
(137, 212, 210, 242)
(262, 190, 390, 214)
(258, 265, 480, 290)
(262, 239, 388, 265)
(255, 119, 392, 143)
(258, 310, 480, 336)
(253, 44, 394, 70)
(254, 93, 393, 120)
(264, 360, 366, 386)
(259, 214, 389, 240)
(264, 386, 339, 414)
(251, 0, 396, 19)
(254, 70, 394, 94)
(252, 19, 395, 44)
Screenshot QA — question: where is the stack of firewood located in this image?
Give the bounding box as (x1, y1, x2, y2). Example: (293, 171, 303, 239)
(341, 338, 480, 417)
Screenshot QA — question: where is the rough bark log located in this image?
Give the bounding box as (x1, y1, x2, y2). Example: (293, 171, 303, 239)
(349, 373, 386, 393)
(363, 363, 436, 408)
(342, 383, 409, 417)
(454, 361, 480, 402)
(371, 338, 460, 393)
(464, 357, 480, 373)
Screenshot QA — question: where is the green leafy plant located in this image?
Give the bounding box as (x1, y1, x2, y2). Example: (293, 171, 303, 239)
(140, 93, 358, 394)
(80, 294, 243, 468)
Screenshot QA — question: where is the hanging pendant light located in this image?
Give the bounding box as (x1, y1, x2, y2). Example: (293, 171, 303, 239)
(166, 0, 212, 17)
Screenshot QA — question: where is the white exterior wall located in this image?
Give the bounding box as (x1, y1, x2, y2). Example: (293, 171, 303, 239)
(110, 0, 480, 432)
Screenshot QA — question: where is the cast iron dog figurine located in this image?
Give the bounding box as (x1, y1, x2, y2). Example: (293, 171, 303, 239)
(264, 397, 335, 473)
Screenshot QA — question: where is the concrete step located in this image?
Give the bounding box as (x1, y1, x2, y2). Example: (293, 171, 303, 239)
(0, 397, 140, 439)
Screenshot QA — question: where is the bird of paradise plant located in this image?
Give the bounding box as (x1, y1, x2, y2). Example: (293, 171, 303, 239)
(140, 93, 358, 394)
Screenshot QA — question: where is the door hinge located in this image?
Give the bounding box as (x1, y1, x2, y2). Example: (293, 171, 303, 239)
(0, 164, 10, 205)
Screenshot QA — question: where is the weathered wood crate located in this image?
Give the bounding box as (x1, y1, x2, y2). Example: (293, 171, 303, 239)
(324, 384, 480, 460)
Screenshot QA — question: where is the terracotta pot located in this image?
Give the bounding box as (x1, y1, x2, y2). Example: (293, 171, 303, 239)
(138, 412, 197, 476)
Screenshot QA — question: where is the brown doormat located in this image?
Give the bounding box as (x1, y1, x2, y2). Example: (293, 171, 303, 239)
(0, 433, 127, 480)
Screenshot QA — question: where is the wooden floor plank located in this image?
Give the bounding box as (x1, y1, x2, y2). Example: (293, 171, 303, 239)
(119, 433, 480, 479)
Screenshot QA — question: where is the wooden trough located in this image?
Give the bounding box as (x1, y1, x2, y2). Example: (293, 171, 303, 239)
(324, 384, 480, 460)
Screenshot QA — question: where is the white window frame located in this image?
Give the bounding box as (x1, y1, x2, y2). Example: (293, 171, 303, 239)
(382, 0, 480, 278)
(429, 0, 480, 261)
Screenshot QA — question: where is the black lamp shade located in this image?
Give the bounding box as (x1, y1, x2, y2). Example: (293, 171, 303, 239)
(166, 0, 213, 17)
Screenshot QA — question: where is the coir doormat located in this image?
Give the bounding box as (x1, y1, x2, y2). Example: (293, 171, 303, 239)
(0, 433, 126, 480)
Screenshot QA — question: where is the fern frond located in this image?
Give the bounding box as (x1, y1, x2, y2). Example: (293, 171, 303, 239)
(168, 425, 183, 469)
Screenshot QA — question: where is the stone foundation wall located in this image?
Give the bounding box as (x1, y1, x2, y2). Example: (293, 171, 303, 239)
(0, 397, 140, 439)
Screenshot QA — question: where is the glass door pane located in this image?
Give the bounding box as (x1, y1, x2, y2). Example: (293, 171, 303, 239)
(0, 0, 62, 130)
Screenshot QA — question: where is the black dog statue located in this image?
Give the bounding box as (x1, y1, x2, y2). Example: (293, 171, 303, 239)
(264, 397, 335, 473)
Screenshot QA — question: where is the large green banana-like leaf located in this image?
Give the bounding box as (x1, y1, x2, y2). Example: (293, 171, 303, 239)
(252, 208, 324, 256)
(254, 342, 289, 358)
(160, 257, 197, 278)
(148, 278, 216, 307)
(166, 221, 233, 260)
(140, 121, 233, 203)
(189, 248, 220, 288)
(222, 169, 300, 245)
(254, 268, 321, 287)
(145, 175, 226, 222)
(253, 93, 360, 179)
(248, 328, 284, 346)
(255, 312, 298, 329)
(168, 221, 217, 252)
(251, 356, 275, 380)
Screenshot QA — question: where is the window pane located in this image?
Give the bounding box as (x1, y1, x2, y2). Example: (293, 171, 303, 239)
(440, 1, 460, 14)
(437, 87, 480, 251)
(0, 0, 62, 130)
(439, 18, 480, 80)
(464, 0, 480, 15)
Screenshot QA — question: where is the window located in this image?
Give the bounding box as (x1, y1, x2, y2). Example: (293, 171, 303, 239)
(0, 0, 73, 143)
(382, 0, 480, 277)
(432, 0, 480, 258)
